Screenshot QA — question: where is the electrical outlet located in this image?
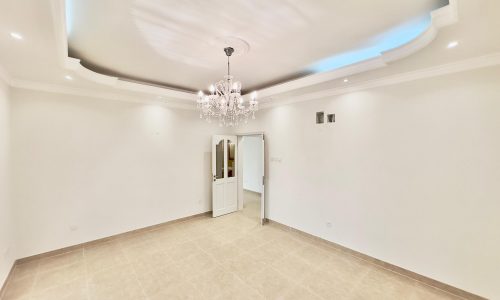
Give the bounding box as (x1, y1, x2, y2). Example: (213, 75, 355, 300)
(70, 225, 78, 232)
(326, 222, 332, 228)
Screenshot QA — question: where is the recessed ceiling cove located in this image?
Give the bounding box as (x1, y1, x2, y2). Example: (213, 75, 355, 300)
(66, 0, 449, 94)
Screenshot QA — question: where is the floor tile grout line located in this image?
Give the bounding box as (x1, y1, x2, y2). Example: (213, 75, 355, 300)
(329, 246, 470, 300)
(119, 233, 152, 300)
(82, 247, 91, 300)
(192, 221, 267, 299)
(272, 222, 471, 300)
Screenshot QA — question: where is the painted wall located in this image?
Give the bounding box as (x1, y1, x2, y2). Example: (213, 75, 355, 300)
(242, 136, 263, 194)
(236, 66, 500, 299)
(0, 79, 13, 288)
(10, 89, 226, 258)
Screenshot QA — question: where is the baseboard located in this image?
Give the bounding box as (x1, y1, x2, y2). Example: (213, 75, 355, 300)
(17, 211, 212, 264)
(267, 219, 486, 300)
(0, 210, 211, 298)
(3, 213, 483, 300)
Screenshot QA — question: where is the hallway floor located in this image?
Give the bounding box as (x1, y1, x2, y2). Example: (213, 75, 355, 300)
(241, 190, 261, 222)
(2, 212, 463, 300)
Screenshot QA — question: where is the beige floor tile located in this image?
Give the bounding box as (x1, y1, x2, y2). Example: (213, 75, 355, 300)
(1, 212, 467, 300)
(130, 249, 172, 274)
(282, 286, 322, 300)
(246, 267, 292, 299)
(121, 239, 162, 261)
(224, 253, 267, 280)
(37, 249, 84, 274)
(192, 233, 226, 250)
(184, 251, 219, 273)
(249, 242, 290, 265)
(350, 268, 414, 300)
(205, 243, 245, 265)
(177, 221, 213, 240)
(295, 244, 332, 266)
(231, 233, 269, 253)
(318, 253, 372, 282)
(215, 284, 265, 300)
(165, 240, 204, 262)
(218, 227, 248, 244)
(303, 270, 356, 300)
(84, 240, 122, 259)
(136, 263, 186, 296)
(1, 275, 35, 300)
(84, 243, 128, 274)
(32, 261, 86, 293)
(272, 253, 317, 283)
(274, 235, 308, 253)
(10, 260, 39, 282)
(31, 278, 88, 300)
(87, 264, 146, 300)
(193, 266, 246, 297)
(147, 281, 202, 300)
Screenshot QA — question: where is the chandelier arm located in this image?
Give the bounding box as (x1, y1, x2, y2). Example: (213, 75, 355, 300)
(197, 46, 257, 127)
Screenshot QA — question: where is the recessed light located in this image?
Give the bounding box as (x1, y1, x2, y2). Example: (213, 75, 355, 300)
(343, 78, 349, 83)
(447, 41, 459, 49)
(10, 32, 23, 40)
(64, 75, 73, 80)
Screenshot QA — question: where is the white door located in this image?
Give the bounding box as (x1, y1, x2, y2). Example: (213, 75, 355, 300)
(212, 135, 238, 217)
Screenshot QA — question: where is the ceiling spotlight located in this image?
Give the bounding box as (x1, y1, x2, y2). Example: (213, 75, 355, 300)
(343, 78, 349, 83)
(447, 41, 459, 49)
(10, 32, 23, 40)
(64, 75, 73, 80)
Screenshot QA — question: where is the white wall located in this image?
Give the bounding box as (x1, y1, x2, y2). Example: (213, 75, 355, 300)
(10, 89, 227, 258)
(0, 79, 14, 288)
(242, 136, 263, 194)
(237, 66, 500, 299)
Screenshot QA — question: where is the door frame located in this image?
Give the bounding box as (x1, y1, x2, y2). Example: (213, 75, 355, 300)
(236, 132, 267, 224)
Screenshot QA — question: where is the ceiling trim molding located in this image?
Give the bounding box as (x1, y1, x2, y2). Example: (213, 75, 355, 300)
(49, 0, 196, 102)
(6, 52, 500, 111)
(50, 0, 458, 105)
(9, 78, 197, 110)
(256, 0, 459, 101)
(260, 52, 500, 108)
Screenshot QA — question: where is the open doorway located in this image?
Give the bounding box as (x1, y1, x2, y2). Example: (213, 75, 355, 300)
(237, 134, 265, 224)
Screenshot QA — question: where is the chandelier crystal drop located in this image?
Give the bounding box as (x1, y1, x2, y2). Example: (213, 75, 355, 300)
(197, 47, 258, 127)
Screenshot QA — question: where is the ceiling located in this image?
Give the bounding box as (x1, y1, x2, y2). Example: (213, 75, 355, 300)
(66, 0, 448, 93)
(0, 0, 499, 107)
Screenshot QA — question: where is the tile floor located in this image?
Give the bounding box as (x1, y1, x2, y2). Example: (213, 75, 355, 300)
(241, 190, 261, 221)
(2, 211, 465, 300)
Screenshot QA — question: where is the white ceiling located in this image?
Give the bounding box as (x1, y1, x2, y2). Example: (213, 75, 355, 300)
(66, 0, 448, 93)
(0, 0, 499, 107)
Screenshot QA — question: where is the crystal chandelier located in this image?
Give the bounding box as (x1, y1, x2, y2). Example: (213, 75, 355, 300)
(197, 47, 258, 126)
